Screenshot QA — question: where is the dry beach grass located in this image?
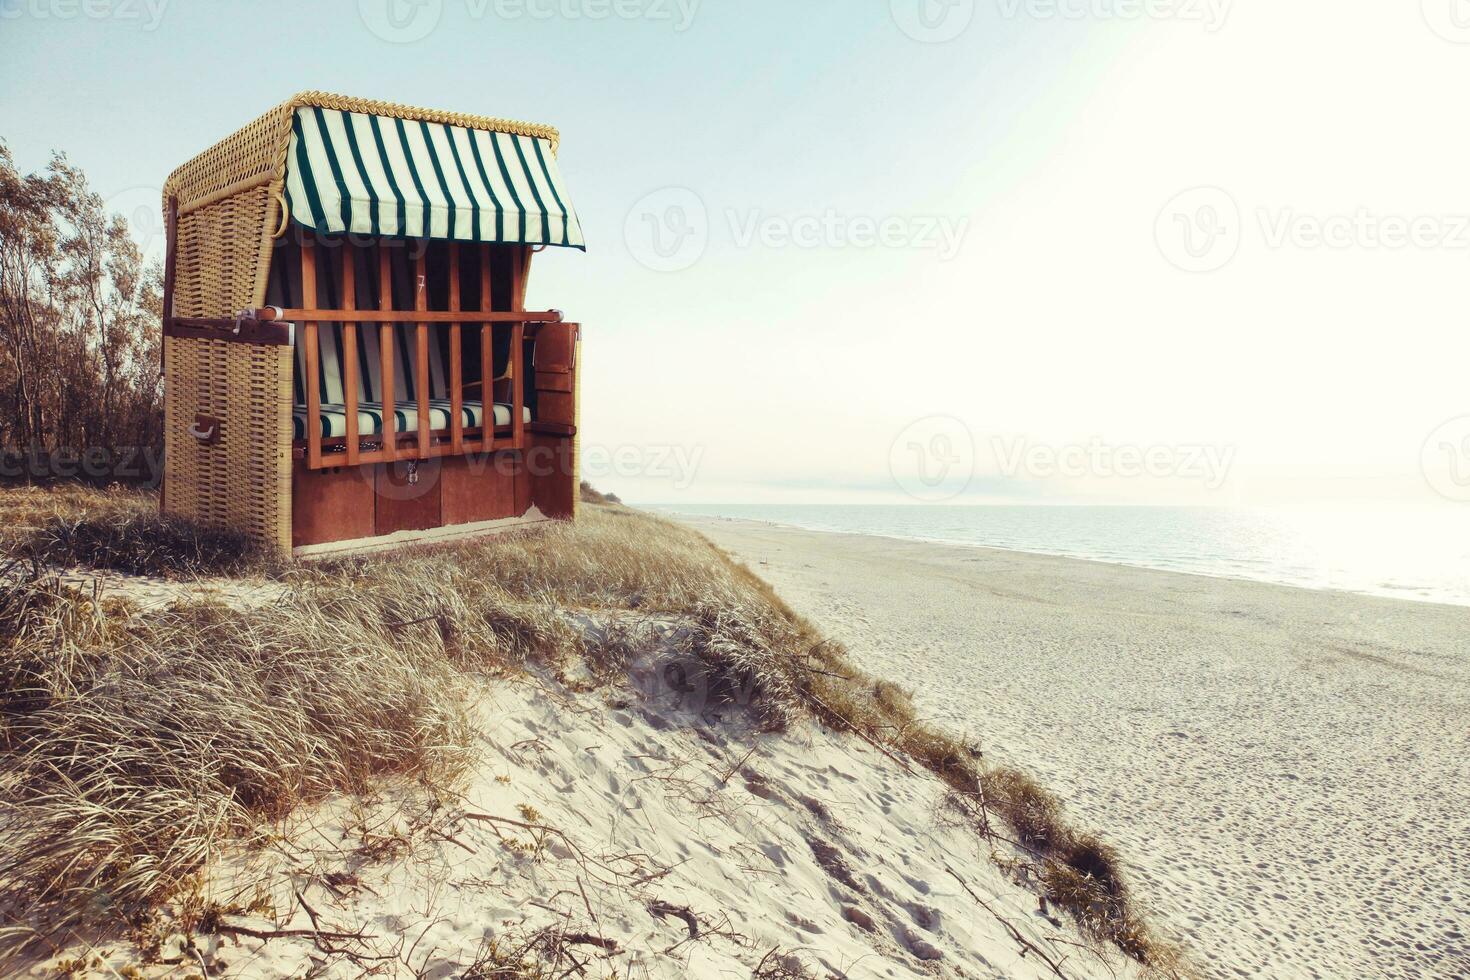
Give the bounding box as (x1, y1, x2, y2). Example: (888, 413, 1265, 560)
(0, 486, 1185, 974)
(0, 485, 267, 579)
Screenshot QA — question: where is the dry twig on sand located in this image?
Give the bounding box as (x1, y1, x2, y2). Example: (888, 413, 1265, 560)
(647, 900, 700, 940)
(946, 866, 1070, 979)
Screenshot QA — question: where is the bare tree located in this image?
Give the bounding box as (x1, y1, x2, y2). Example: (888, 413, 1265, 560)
(0, 140, 162, 479)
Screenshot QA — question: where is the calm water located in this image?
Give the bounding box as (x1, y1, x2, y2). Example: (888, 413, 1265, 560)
(656, 504, 1470, 608)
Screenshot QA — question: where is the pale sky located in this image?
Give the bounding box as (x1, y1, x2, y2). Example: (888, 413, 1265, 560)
(4, 0, 1469, 506)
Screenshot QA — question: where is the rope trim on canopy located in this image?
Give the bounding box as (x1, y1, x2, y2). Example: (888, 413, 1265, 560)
(163, 91, 564, 214)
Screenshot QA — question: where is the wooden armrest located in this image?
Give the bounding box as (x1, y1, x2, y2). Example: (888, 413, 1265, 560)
(462, 366, 512, 395)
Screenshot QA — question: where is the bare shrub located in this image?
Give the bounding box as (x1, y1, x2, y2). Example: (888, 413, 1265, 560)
(577, 481, 620, 506)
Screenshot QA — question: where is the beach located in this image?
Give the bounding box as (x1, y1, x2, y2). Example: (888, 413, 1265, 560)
(675, 515, 1470, 980)
(8, 493, 1166, 979)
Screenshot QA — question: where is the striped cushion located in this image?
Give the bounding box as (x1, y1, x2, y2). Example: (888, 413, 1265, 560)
(292, 401, 531, 441)
(294, 322, 451, 407)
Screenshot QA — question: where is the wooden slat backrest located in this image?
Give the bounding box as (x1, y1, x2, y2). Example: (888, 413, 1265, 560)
(302, 239, 321, 470)
(379, 244, 396, 462)
(448, 243, 464, 455)
(284, 238, 560, 468)
(342, 245, 360, 467)
(479, 243, 494, 453)
(415, 250, 430, 453)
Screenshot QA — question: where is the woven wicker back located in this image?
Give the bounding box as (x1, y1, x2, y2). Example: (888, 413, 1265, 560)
(165, 102, 288, 314)
(163, 337, 293, 549)
(162, 102, 294, 550)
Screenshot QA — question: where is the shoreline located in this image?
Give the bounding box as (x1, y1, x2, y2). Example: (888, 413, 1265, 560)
(672, 512, 1470, 980)
(654, 509, 1470, 610)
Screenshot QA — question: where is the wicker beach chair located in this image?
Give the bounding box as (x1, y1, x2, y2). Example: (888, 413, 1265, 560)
(160, 92, 585, 556)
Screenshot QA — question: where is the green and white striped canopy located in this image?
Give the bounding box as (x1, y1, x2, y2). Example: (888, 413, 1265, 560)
(284, 106, 585, 249)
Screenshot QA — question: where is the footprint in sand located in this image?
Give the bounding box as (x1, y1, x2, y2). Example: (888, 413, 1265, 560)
(863, 873, 897, 902)
(903, 901, 941, 932)
(760, 841, 790, 867)
(899, 872, 931, 895)
(784, 911, 824, 935)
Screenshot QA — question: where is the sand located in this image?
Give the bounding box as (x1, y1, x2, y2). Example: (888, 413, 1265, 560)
(33, 641, 1146, 979)
(675, 515, 1470, 980)
(35, 567, 288, 611)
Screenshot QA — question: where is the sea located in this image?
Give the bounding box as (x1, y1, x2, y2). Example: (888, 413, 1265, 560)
(653, 504, 1470, 608)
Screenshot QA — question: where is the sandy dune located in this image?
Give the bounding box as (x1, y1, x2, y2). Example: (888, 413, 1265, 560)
(676, 515, 1470, 980)
(31, 646, 1144, 979)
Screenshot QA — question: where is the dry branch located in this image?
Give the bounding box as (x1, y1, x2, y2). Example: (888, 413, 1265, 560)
(945, 866, 1070, 979)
